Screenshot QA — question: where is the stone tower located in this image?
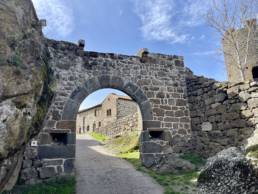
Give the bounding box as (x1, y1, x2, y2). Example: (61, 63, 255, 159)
(223, 19, 258, 82)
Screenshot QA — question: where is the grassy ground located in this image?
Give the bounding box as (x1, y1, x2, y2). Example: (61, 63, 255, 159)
(89, 131, 109, 143)
(3, 176, 75, 194)
(118, 151, 201, 194)
(105, 132, 139, 154)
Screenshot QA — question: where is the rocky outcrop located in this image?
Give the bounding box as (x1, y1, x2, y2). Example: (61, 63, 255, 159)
(0, 0, 53, 191)
(197, 147, 258, 194)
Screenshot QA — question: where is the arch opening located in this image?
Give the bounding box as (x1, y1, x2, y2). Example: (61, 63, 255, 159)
(76, 87, 143, 137)
(62, 76, 154, 127)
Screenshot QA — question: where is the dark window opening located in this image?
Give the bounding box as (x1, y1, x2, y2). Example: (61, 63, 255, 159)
(87, 125, 90, 131)
(95, 110, 97, 117)
(83, 117, 85, 132)
(99, 122, 101, 127)
(252, 66, 258, 81)
(107, 109, 112, 116)
(50, 133, 67, 145)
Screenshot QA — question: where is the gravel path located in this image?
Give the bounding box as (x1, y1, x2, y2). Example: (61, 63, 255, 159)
(75, 134, 164, 194)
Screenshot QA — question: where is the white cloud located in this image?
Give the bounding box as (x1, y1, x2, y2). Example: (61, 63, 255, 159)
(133, 0, 212, 44)
(32, 0, 74, 38)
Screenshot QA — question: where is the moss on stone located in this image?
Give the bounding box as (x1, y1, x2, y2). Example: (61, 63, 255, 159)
(30, 60, 54, 137)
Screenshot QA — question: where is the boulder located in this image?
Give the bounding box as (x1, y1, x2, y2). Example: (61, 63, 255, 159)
(141, 153, 195, 173)
(0, 0, 52, 191)
(197, 147, 258, 194)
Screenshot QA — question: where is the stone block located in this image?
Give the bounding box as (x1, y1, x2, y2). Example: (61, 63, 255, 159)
(215, 91, 227, 102)
(143, 121, 161, 130)
(38, 145, 75, 159)
(42, 159, 63, 166)
(248, 98, 258, 109)
(56, 120, 76, 130)
(44, 120, 56, 128)
(153, 108, 164, 116)
(84, 77, 101, 93)
(22, 160, 32, 169)
(140, 131, 150, 142)
(67, 133, 75, 144)
(98, 75, 111, 88)
(39, 133, 52, 145)
(62, 99, 80, 120)
(109, 76, 124, 89)
(141, 141, 169, 153)
(140, 100, 153, 121)
(134, 89, 148, 104)
(20, 168, 38, 181)
(176, 99, 186, 106)
(64, 159, 74, 173)
(70, 86, 88, 103)
(141, 153, 162, 168)
(124, 82, 139, 95)
(39, 167, 56, 179)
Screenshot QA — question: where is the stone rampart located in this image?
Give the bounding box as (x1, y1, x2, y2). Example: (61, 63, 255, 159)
(186, 74, 258, 157)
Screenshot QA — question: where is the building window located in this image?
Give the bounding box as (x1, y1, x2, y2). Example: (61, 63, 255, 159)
(95, 109, 97, 117)
(99, 122, 101, 127)
(87, 125, 90, 131)
(107, 109, 112, 116)
(252, 66, 258, 81)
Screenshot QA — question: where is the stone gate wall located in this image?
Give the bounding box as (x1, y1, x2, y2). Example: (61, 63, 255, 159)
(186, 73, 258, 157)
(19, 39, 191, 184)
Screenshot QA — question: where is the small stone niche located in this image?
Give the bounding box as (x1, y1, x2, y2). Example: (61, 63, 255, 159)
(50, 132, 68, 145)
(149, 130, 163, 139)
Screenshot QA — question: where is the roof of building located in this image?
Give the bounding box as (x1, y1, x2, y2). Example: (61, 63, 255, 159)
(77, 93, 133, 114)
(78, 104, 102, 114)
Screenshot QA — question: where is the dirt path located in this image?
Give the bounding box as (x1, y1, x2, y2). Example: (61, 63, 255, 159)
(75, 134, 164, 194)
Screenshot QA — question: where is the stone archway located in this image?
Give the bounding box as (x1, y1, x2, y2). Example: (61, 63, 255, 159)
(19, 40, 191, 183)
(62, 76, 153, 126)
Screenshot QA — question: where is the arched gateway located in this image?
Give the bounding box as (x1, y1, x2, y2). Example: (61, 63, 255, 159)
(21, 40, 191, 182)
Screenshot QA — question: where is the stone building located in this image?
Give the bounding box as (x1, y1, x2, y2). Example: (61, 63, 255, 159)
(76, 93, 142, 137)
(223, 19, 258, 82)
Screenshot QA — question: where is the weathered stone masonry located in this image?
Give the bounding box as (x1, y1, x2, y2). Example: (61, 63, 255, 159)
(186, 72, 258, 157)
(19, 39, 191, 183)
(95, 112, 140, 138)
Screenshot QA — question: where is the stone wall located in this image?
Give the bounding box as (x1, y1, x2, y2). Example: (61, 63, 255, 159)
(186, 74, 258, 157)
(117, 99, 138, 119)
(95, 112, 140, 137)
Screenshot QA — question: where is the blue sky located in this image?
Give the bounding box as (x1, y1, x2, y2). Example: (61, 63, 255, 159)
(32, 0, 227, 109)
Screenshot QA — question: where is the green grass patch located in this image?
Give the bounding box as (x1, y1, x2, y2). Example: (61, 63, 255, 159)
(3, 176, 75, 194)
(105, 132, 139, 154)
(247, 149, 258, 158)
(90, 132, 109, 143)
(180, 153, 206, 167)
(118, 151, 200, 194)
